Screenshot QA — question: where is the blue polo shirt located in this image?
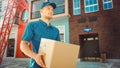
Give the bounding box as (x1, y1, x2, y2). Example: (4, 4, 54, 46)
(22, 19, 60, 68)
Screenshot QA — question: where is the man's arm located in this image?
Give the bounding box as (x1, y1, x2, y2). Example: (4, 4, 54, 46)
(20, 40, 46, 68)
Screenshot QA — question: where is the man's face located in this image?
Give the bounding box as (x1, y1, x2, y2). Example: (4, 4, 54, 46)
(40, 5, 54, 19)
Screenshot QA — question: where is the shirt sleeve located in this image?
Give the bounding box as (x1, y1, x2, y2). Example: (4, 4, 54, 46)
(56, 29, 61, 41)
(22, 23, 33, 42)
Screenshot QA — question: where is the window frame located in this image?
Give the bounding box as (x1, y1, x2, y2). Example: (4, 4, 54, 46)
(21, 9, 29, 23)
(56, 25, 65, 42)
(73, 0, 81, 15)
(103, 0, 113, 10)
(84, 0, 99, 13)
(29, 0, 68, 22)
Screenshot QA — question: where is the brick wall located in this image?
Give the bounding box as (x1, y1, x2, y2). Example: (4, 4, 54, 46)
(69, 0, 120, 59)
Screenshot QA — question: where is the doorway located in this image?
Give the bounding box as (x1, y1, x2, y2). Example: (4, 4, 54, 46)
(6, 39, 15, 57)
(79, 34, 100, 61)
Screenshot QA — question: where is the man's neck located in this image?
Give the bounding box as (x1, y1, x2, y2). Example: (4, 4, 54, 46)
(40, 17, 51, 26)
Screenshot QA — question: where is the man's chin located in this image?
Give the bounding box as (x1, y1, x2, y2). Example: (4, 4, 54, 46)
(48, 17, 53, 19)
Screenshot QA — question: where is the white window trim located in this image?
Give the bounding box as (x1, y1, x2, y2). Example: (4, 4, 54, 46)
(84, 0, 99, 13)
(103, 0, 112, 4)
(85, 4, 98, 7)
(103, 0, 113, 10)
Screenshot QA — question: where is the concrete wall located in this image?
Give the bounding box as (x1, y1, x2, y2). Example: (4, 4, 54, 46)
(51, 16, 70, 43)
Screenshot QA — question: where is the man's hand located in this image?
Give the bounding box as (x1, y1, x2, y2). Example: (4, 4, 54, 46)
(20, 41, 46, 67)
(34, 52, 46, 68)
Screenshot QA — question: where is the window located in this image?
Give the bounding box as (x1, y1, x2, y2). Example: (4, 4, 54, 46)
(84, 0, 99, 13)
(29, 0, 68, 20)
(73, 0, 81, 15)
(2, 0, 8, 13)
(26, 0, 30, 3)
(56, 25, 65, 42)
(22, 10, 29, 23)
(49, 0, 65, 15)
(103, 0, 113, 10)
(30, 0, 45, 19)
(7, 39, 15, 57)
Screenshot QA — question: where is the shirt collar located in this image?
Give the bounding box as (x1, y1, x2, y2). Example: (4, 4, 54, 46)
(39, 19, 52, 28)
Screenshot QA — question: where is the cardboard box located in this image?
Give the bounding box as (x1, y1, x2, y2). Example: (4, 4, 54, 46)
(39, 38, 80, 68)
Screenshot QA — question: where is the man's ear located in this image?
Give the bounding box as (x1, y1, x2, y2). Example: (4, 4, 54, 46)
(40, 9, 44, 14)
(40, 9, 42, 13)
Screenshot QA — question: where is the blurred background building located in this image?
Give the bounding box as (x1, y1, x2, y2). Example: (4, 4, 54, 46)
(0, 0, 120, 64)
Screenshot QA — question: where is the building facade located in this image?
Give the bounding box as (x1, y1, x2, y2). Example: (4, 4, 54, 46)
(69, 0, 120, 59)
(2, 0, 120, 61)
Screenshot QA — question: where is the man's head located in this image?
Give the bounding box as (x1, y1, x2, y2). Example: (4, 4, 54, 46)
(40, 2, 56, 19)
(40, 2, 56, 9)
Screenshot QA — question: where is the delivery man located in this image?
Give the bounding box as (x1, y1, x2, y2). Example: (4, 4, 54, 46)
(20, 1, 60, 68)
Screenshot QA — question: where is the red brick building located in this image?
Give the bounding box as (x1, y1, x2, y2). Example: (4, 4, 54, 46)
(69, 0, 120, 59)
